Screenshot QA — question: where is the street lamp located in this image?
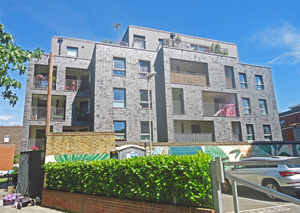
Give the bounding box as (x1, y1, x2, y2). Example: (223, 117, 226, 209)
(147, 71, 157, 156)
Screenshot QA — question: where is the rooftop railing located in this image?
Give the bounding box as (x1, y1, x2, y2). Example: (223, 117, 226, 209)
(102, 40, 128, 47)
(171, 71, 207, 86)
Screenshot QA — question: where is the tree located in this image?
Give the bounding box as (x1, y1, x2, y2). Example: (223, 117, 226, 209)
(0, 23, 43, 106)
(113, 23, 121, 42)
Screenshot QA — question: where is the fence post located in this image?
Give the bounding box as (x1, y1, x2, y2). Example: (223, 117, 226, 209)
(231, 181, 239, 213)
(209, 157, 224, 213)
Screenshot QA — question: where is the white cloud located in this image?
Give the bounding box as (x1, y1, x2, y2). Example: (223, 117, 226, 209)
(255, 24, 300, 64)
(0, 115, 14, 121)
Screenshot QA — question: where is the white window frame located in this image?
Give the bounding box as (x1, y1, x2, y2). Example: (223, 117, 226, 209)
(140, 90, 152, 109)
(239, 73, 247, 88)
(263, 125, 272, 141)
(259, 99, 268, 114)
(242, 98, 251, 114)
(256, 75, 264, 90)
(113, 58, 126, 76)
(67, 47, 78, 57)
(113, 88, 126, 108)
(140, 121, 152, 142)
(113, 121, 126, 141)
(246, 124, 254, 141)
(139, 60, 150, 78)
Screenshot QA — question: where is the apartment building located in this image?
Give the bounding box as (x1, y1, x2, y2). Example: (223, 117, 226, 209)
(279, 105, 300, 141)
(21, 25, 282, 151)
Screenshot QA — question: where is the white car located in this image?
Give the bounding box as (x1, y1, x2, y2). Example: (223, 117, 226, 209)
(222, 156, 300, 199)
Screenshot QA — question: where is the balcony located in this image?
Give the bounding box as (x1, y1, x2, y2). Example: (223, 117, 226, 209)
(65, 79, 90, 92)
(203, 102, 237, 117)
(171, 71, 207, 86)
(170, 59, 209, 86)
(30, 107, 65, 120)
(174, 133, 213, 142)
(74, 97, 90, 122)
(33, 64, 57, 90)
(28, 139, 45, 150)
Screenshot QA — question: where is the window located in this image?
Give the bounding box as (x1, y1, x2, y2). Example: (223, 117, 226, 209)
(140, 90, 152, 108)
(280, 120, 285, 126)
(259, 99, 268, 114)
(191, 125, 201, 133)
(113, 58, 126, 76)
(139, 61, 150, 78)
(255, 75, 264, 90)
(242, 98, 251, 114)
(141, 121, 153, 141)
(4, 135, 9, 142)
(225, 66, 235, 88)
(191, 44, 198, 51)
(246, 124, 255, 141)
(239, 73, 247, 88)
(133, 35, 145, 49)
(113, 88, 126, 107)
(114, 121, 126, 141)
(263, 125, 272, 141)
(67, 47, 78, 57)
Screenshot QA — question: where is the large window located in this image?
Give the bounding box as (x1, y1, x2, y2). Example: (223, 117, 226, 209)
(239, 73, 247, 88)
(113, 58, 126, 76)
(113, 88, 126, 108)
(259, 99, 268, 114)
(225, 66, 235, 88)
(139, 61, 150, 78)
(133, 35, 146, 49)
(114, 121, 126, 141)
(242, 98, 251, 114)
(263, 125, 272, 141)
(140, 90, 152, 108)
(141, 121, 153, 141)
(255, 75, 264, 90)
(246, 124, 255, 141)
(67, 47, 78, 57)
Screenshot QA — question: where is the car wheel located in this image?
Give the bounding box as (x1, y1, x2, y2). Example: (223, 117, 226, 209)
(263, 180, 280, 200)
(221, 179, 231, 193)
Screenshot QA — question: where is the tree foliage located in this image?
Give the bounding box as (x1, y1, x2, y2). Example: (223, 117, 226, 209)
(0, 24, 43, 106)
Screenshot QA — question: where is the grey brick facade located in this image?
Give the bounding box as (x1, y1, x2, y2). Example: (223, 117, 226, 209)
(21, 25, 282, 151)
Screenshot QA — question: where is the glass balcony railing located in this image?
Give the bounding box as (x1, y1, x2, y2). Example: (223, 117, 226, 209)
(30, 107, 65, 120)
(28, 139, 45, 150)
(65, 79, 90, 92)
(203, 102, 237, 117)
(33, 77, 56, 90)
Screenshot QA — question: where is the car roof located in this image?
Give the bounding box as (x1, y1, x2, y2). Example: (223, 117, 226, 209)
(241, 156, 300, 161)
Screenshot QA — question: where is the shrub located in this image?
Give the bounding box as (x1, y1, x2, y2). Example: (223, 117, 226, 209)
(44, 152, 212, 207)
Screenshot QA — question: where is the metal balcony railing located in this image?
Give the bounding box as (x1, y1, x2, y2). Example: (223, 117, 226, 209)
(171, 71, 207, 86)
(174, 133, 213, 142)
(30, 107, 65, 120)
(65, 79, 90, 91)
(102, 40, 129, 47)
(203, 102, 237, 117)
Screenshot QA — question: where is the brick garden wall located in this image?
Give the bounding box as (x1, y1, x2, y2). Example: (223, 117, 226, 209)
(42, 189, 214, 213)
(46, 132, 115, 156)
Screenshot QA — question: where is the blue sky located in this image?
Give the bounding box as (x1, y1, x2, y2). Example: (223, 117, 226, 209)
(0, 0, 300, 126)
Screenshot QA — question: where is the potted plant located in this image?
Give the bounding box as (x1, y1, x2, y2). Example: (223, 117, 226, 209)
(174, 35, 182, 46)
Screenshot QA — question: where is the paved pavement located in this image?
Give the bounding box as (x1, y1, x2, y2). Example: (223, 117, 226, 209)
(0, 182, 66, 212)
(222, 186, 300, 213)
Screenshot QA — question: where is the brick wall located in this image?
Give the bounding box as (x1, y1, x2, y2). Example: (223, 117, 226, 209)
(42, 189, 214, 213)
(46, 132, 115, 156)
(0, 126, 22, 153)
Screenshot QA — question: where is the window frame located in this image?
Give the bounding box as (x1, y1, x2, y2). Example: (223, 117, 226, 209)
(255, 75, 264, 90)
(133, 35, 146, 49)
(263, 125, 272, 141)
(242, 98, 251, 114)
(139, 60, 150, 78)
(140, 121, 153, 142)
(67, 47, 78, 57)
(140, 90, 152, 109)
(239, 73, 248, 88)
(113, 121, 126, 141)
(113, 88, 126, 108)
(113, 57, 126, 76)
(259, 99, 268, 114)
(225, 66, 236, 89)
(246, 124, 255, 141)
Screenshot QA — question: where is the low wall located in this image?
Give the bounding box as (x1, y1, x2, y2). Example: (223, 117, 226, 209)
(42, 189, 214, 213)
(46, 132, 115, 156)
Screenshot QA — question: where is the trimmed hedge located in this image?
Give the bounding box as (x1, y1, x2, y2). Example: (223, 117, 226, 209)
(44, 152, 212, 207)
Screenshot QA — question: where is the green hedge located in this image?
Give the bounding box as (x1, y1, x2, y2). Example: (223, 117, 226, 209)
(44, 152, 212, 207)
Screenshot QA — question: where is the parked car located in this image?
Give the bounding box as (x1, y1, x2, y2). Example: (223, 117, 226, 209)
(222, 156, 300, 199)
